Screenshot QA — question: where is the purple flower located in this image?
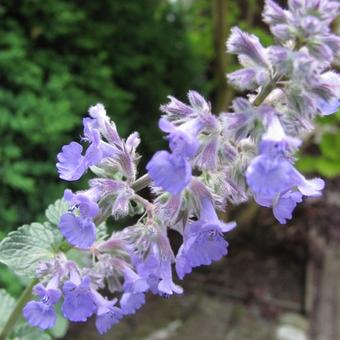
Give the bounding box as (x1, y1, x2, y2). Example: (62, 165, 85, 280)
(270, 24, 293, 41)
(222, 99, 276, 142)
(193, 135, 219, 171)
(88, 178, 134, 218)
(160, 91, 210, 120)
(246, 155, 296, 203)
(56, 142, 86, 181)
(56, 108, 116, 182)
(150, 93, 223, 194)
(246, 117, 325, 223)
(157, 256, 183, 295)
(82, 117, 115, 165)
(263, 0, 287, 26)
(317, 98, 340, 116)
(59, 213, 96, 249)
(92, 290, 123, 335)
(147, 118, 201, 195)
(247, 153, 324, 210)
(64, 189, 99, 219)
(273, 191, 303, 224)
(176, 198, 236, 279)
(88, 104, 120, 145)
(120, 292, 145, 315)
(123, 267, 149, 294)
(134, 237, 183, 296)
(146, 151, 192, 195)
(228, 68, 269, 90)
(159, 118, 200, 159)
(268, 46, 292, 75)
(23, 284, 61, 330)
(226, 27, 269, 67)
(62, 276, 96, 322)
(187, 90, 211, 114)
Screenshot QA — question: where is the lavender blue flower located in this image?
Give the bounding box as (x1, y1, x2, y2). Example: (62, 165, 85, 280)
(273, 191, 303, 224)
(263, 0, 340, 65)
(82, 117, 107, 166)
(226, 27, 271, 94)
(134, 236, 183, 296)
(158, 92, 222, 172)
(193, 134, 220, 171)
(123, 267, 149, 294)
(176, 198, 236, 279)
(36, 0, 338, 336)
(23, 284, 61, 330)
(147, 151, 192, 195)
(64, 189, 99, 219)
(56, 105, 116, 182)
(92, 290, 123, 335)
(147, 117, 201, 195)
(246, 117, 324, 223)
(159, 118, 200, 159)
(317, 98, 340, 116)
(228, 67, 269, 91)
(88, 178, 135, 219)
(226, 27, 269, 67)
(263, 0, 287, 26)
(160, 91, 210, 121)
(222, 99, 276, 142)
(56, 142, 87, 181)
(120, 292, 146, 315)
(268, 46, 292, 75)
(62, 276, 96, 322)
(59, 213, 96, 249)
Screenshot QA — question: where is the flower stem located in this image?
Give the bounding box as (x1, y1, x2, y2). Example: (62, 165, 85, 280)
(253, 73, 281, 106)
(0, 279, 37, 340)
(131, 173, 151, 192)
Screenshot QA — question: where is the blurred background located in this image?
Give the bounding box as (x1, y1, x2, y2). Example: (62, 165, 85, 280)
(0, 0, 339, 339)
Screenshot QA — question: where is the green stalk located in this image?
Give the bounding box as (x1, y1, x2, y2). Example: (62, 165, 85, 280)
(131, 173, 151, 192)
(0, 279, 37, 340)
(253, 73, 281, 106)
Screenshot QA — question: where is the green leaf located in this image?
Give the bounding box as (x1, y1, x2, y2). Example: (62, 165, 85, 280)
(45, 198, 68, 226)
(319, 133, 340, 161)
(0, 223, 62, 277)
(0, 289, 16, 330)
(315, 158, 340, 177)
(0, 266, 24, 297)
(49, 304, 69, 338)
(11, 323, 52, 340)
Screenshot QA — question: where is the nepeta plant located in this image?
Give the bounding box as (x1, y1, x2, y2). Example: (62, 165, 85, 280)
(0, 0, 339, 338)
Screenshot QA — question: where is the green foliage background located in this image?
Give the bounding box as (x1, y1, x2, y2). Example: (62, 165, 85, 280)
(0, 0, 204, 233)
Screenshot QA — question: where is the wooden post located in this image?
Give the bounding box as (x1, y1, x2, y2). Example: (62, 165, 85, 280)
(211, 0, 229, 113)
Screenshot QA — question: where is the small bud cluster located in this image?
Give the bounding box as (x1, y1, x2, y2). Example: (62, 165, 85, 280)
(23, 0, 339, 335)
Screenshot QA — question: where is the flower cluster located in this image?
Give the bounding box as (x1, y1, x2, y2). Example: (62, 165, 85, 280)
(22, 0, 339, 335)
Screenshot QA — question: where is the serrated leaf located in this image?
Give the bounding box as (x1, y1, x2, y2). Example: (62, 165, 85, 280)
(0, 222, 62, 277)
(0, 289, 16, 330)
(12, 323, 52, 340)
(45, 198, 68, 226)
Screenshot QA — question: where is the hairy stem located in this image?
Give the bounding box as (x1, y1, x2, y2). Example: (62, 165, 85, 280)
(131, 173, 151, 192)
(253, 73, 281, 106)
(0, 279, 38, 340)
